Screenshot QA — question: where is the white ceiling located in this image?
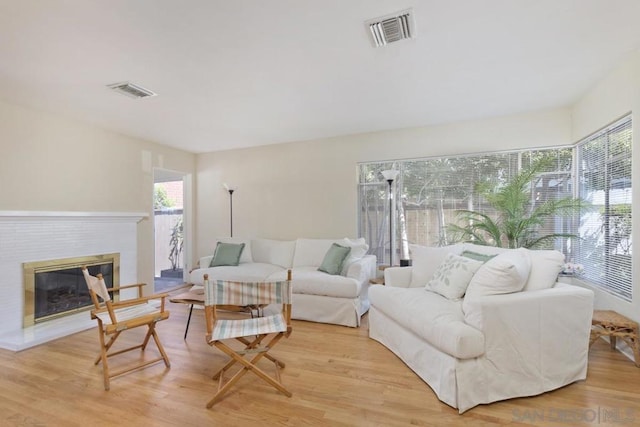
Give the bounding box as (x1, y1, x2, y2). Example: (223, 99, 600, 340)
(1, 1, 639, 154)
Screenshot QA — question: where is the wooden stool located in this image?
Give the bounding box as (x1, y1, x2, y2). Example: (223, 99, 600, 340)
(590, 310, 640, 367)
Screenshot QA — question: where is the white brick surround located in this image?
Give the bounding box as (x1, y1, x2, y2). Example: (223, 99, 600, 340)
(0, 211, 147, 351)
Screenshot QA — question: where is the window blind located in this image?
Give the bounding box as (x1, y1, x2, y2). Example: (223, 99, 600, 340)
(576, 114, 633, 301)
(358, 147, 573, 259)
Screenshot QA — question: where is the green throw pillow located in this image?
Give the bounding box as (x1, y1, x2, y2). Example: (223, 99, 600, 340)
(209, 242, 245, 267)
(461, 250, 497, 263)
(318, 243, 352, 275)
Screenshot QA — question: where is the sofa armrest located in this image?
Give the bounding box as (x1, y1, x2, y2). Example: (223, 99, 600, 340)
(463, 283, 594, 331)
(199, 255, 213, 269)
(384, 267, 413, 288)
(345, 255, 376, 283)
(462, 283, 594, 386)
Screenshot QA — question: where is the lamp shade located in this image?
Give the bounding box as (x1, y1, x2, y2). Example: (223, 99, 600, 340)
(381, 169, 399, 181)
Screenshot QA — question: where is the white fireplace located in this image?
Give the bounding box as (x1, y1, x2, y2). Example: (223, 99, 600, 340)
(0, 211, 147, 351)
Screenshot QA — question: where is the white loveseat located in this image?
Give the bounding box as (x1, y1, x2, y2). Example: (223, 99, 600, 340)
(368, 243, 594, 413)
(190, 237, 376, 327)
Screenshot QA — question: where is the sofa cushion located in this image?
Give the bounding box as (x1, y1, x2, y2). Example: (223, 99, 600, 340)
(268, 267, 361, 298)
(214, 237, 253, 263)
(427, 253, 483, 300)
(523, 249, 564, 291)
(292, 239, 338, 267)
(369, 286, 485, 359)
(251, 239, 296, 268)
(318, 243, 351, 275)
(465, 248, 531, 299)
(190, 263, 284, 285)
(409, 244, 463, 288)
(209, 242, 245, 267)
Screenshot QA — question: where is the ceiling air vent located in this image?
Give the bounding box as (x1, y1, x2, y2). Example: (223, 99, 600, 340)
(367, 9, 415, 47)
(107, 81, 157, 99)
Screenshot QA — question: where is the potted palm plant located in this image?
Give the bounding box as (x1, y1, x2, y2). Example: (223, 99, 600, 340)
(161, 217, 183, 279)
(447, 158, 589, 249)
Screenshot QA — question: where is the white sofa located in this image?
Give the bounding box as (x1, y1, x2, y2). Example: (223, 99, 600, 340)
(368, 243, 594, 413)
(190, 237, 376, 327)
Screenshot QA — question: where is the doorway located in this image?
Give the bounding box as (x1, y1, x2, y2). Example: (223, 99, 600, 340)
(153, 168, 188, 293)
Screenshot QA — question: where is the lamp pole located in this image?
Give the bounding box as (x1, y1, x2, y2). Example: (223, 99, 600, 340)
(223, 183, 236, 237)
(228, 188, 234, 237)
(381, 170, 399, 266)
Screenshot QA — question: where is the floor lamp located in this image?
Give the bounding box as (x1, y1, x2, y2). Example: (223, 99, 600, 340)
(381, 169, 399, 266)
(223, 183, 236, 237)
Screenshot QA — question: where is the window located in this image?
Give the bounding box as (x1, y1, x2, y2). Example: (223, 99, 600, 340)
(576, 115, 632, 301)
(358, 114, 632, 301)
(358, 147, 574, 263)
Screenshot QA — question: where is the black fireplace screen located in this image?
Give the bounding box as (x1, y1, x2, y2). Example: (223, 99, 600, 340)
(34, 263, 114, 321)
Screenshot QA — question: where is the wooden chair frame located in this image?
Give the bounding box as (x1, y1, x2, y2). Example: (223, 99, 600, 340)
(82, 267, 171, 390)
(204, 271, 292, 408)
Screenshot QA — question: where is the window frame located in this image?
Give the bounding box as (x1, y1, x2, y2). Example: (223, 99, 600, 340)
(357, 115, 632, 301)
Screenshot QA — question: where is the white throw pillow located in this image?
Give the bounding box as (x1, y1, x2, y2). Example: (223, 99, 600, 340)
(464, 248, 532, 299)
(409, 244, 464, 288)
(426, 253, 484, 300)
(339, 237, 369, 275)
(523, 249, 565, 291)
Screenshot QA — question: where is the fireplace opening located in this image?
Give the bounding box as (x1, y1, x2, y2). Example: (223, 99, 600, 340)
(35, 264, 113, 321)
(24, 253, 120, 326)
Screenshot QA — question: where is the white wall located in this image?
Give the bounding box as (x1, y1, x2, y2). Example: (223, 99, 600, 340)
(571, 51, 640, 323)
(195, 51, 640, 327)
(195, 107, 571, 256)
(0, 100, 196, 289)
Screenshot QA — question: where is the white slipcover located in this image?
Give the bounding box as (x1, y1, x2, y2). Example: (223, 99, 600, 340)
(370, 287, 484, 359)
(370, 283, 594, 413)
(371, 244, 595, 413)
(190, 238, 376, 327)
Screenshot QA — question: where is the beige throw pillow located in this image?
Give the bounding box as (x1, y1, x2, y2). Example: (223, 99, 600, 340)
(409, 244, 464, 288)
(426, 253, 484, 300)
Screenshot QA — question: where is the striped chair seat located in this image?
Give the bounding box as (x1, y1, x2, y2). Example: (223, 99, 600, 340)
(96, 303, 161, 325)
(211, 313, 287, 341)
(203, 272, 292, 407)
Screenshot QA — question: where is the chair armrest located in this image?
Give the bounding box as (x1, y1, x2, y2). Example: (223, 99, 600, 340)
(345, 255, 377, 283)
(110, 293, 169, 310)
(107, 283, 146, 298)
(384, 267, 413, 287)
(108, 283, 145, 290)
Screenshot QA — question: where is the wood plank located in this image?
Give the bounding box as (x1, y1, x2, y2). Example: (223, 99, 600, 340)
(0, 301, 639, 426)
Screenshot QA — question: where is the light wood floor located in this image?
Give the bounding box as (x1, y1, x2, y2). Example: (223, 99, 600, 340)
(1, 302, 639, 427)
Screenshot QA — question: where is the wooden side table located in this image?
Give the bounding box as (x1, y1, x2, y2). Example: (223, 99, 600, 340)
(590, 310, 640, 367)
(369, 277, 385, 286)
(170, 286, 205, 340)
(170, 286, 265, 340)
